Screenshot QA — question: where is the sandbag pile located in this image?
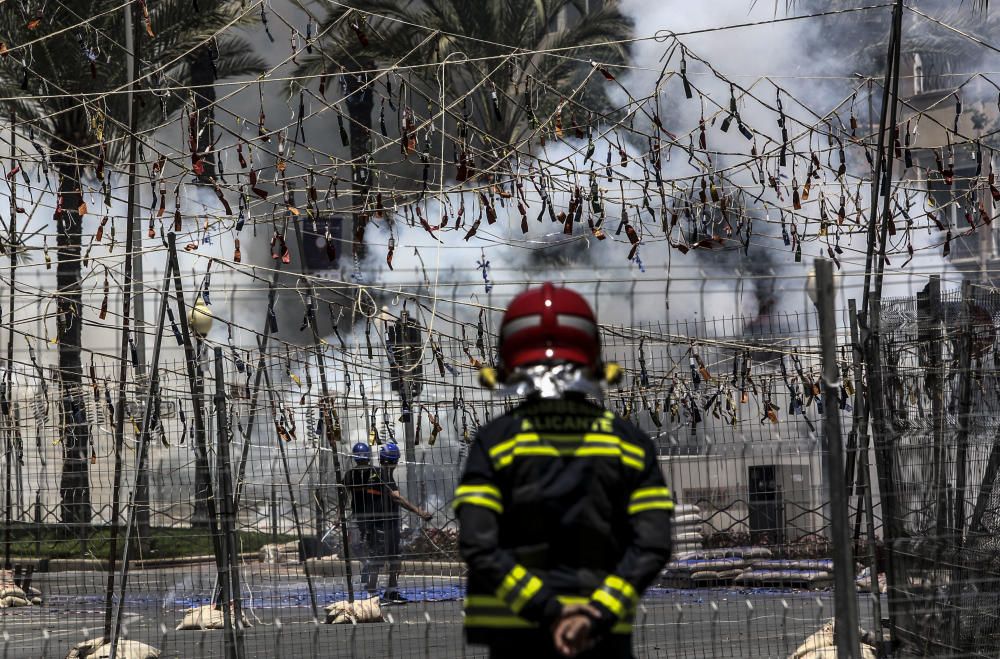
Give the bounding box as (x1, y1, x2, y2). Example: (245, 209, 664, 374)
(176, 605, 251, 630)
(734, 558, 833, 588)
(855, 567, 886, 594)
(672, 504, 704, 554)
(65, 638, 160, 659)
(0, 583, 33, 608)
(325, 596, 383, 624)
(659, 550, 836, 589)
(660, 547, 773, 587)
(259, 541, 300, 564)
(788, 620, 878, 659)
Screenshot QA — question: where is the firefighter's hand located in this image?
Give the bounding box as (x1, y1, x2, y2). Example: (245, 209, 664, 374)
(419, 510, 433, 522)
(552, 604, 599, 657)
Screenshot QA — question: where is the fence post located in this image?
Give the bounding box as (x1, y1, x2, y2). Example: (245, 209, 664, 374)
(107, 234, 176, 658)
(848, 300, 882, 643)
(949, 279, 975, 649)
(215, 347, 244, 659)
(261, 366, 320, 619)
(815, 259, 861, 657)
(270, 482, 278, 545)
(32, 491, 40, 556)
(297, 275, 355, 604)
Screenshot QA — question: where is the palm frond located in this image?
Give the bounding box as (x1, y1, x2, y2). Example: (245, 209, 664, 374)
(298, 0, 634, 145)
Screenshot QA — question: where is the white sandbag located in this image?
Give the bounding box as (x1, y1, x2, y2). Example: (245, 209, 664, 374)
(855, 568, 887, 594)
(28, 586, 42, 606)
(674, 531, 703, 543)
(690, 571, 721, 581)
(683, 558, 745, 571)
(735, 570, 832, 585)
(673, 504, 700, 516)
(672, 513, 703, 525)
(176, 605, 251, 630)
(0, 584, 31, 608)
(697, 546, 772, 560)
(789, 620, 877, 659)
(325, 596, 383, 624)
(65, 638, 160, 659)
(751, 559, 833, 571)
(259, 541, 300, 564)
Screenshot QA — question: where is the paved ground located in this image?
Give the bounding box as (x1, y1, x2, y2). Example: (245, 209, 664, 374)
(0, 564, 881, 659)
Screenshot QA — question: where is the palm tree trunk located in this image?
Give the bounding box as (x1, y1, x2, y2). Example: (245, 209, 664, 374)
(345, 63, 373, 259)
(54, 159, 91, 528)
(189, 45, 216, 183)
(188, 45, 215, 527)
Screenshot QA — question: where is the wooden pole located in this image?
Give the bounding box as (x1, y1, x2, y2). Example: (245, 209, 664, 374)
(815, 260, 861, 658)
(849, 299, 882, 642)
(261, 366, 320, 618)
(215, 348, 243, 659)
(291, 214, 355, 604)
(106, 236, 173, 658)
(103, 0, 143, 634)
(5, 110, 16, 573)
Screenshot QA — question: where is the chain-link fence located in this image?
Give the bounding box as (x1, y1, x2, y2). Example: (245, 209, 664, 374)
(877, 282, 1000, 658)
(0, 298, 880, 659)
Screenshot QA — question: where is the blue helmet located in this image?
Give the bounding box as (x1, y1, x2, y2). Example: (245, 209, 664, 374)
(379, 442, 401, 464)
(352, 442, 371, 463)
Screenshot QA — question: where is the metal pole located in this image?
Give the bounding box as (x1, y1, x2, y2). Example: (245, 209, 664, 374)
(290, 213, 355, 603)
(232, 264, 281, 507)
(954, 279, 974, 543)
(215, 348, 243, 659)
(404, 412, 420, 509)
(861, 0, 904, 318)
(300, 280, 355, 603)
(106, 236, 173, 659)
(5, 110, 16, 573)
(815, 259, 861, 658)
(924, 276, 948, 540)
(102, 0, 144, 631)
(261, 367, 321, 618)
(945, 279, 975, 651)
(848, 299, 882, 644)
(163, 233, 228, 621)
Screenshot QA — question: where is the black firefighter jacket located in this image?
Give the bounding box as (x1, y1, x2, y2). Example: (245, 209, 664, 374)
(454, 396, 674, 646)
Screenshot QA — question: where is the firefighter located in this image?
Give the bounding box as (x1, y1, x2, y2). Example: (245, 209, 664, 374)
(345, 442, 431, 603)
(453, 282, 674, 658)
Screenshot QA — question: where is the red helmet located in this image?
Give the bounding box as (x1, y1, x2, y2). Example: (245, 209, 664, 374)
(498, 282, 601, 372)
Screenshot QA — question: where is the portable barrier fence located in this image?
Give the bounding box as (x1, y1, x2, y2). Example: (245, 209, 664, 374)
(0, 298, 884, 659)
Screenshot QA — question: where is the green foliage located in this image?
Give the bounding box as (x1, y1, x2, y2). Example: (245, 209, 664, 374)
(0, 0, 267, 158)
(296, 0, 634, 147)
(2, 523, 295, 560)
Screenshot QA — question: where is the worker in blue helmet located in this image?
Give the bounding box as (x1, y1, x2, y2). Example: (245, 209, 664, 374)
(345, 441, 432, 604)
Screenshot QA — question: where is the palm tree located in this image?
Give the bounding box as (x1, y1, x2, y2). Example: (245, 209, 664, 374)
(295, 0, 632, 248)
(0, 1, 266, 526)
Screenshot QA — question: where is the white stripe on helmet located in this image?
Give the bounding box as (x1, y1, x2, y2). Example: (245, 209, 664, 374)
(557, 314, 598, 337)
(501, 314, 542, 339)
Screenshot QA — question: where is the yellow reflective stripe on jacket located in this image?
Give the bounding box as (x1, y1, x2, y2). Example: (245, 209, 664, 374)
(453, 484, 504, 514)
(495, 564, 545, 614)
(464, 615, 535, 629)
(627, 486, 674, 514)
(591, 575, 638, 619)
(496, 565, 528, 600)
(464, 594, 633, 634)
(628, 500, 674, 514)
(489, 432, 644, 471)
(631, 486, 671, 501)
(510, 574, 543, 613)
(453, 495, 503, 514)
